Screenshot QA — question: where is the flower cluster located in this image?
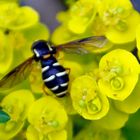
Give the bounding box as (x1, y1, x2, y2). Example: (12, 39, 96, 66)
(52, 0, 140, 45)
(51, 0, 140, 139)
(0, 1, 49, 78)
(0, 0, 140, 140)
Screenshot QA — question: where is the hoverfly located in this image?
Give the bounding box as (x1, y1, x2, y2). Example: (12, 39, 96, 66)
(0, 36, 109, 97)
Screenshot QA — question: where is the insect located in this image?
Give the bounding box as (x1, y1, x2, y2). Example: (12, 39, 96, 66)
(0, 36, 109, 97)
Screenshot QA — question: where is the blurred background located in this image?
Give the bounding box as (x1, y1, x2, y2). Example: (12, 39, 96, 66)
(22, 0, 66, 32)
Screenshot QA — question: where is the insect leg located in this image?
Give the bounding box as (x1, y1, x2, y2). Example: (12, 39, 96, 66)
(54, 51, 64, 60)
(42, 84, 55, 97)
(42, 84, 49, 96)
(65, 68, 71, 74)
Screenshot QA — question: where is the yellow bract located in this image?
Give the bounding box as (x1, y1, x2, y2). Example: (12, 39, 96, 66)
(68, 0, 96, 34)
(26, 125, 67, 140)
(114, 78, 140, 114)
(105, 11, 140, 44)
(93, 104, 129, 130)
(0, 3, 39, 30)
(0, 31, 13, 74)
(98, 0, 133, 20)
(52, 25, 80, 45)
(136, 24, 140, 52)
(21, 23, 49, 59)
(27, 96, 68, 134)
(70, 75, 109, 120)
(1, 90, 35, 121)
(97, 0, 140, 43)
(74, 123, 122, 140)
(0, 89, 35, 139)
(98, 49, 140, 100)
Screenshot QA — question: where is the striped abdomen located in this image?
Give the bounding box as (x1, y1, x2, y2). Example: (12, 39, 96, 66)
(41, 56, 69, 97)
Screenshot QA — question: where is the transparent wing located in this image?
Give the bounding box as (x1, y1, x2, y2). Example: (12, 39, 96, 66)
(0, 56, 35, 90)
(55, 36, 110, 55)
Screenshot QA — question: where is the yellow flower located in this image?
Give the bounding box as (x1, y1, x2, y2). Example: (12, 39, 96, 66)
(70, 75, 109, 120)
(98, 49, 140, 100)
(0, 3, 39, 30)
(68, 0, 97, 34)
(97, 0, 140, 43)
(114, 77, 140, 114)
(26, 125, 67, 140)
(74, 123, 122, 140)
(0, 31, 13, 75)
(105, 10, 140, 44)
(0, 90, 34, 139)
(93, 104, 129, 130)
(27, 96, 68, 134)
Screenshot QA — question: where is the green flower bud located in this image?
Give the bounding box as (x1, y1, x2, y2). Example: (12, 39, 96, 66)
(115, 20, 128, 32)
(110, 76, 124, 91)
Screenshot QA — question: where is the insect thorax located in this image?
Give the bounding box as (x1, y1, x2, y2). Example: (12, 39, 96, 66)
(32, 40, 56, 60)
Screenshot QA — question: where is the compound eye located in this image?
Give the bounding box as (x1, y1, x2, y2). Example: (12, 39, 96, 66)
(31, 40, 47, 50)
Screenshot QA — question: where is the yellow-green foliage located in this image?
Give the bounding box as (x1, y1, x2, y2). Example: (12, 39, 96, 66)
(0, 0, 140, 140)
(74, 123, 124, 140)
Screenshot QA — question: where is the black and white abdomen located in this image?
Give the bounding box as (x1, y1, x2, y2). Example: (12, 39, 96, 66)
(41, 56, 69, 97)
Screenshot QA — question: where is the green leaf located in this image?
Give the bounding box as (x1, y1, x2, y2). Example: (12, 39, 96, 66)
(0, 110, 10, 123)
